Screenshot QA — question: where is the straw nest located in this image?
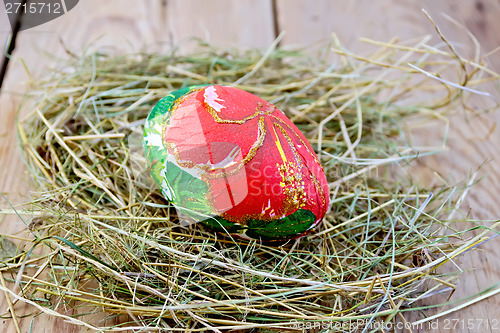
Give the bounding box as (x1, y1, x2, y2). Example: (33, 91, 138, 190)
(1, 31, 499, 332)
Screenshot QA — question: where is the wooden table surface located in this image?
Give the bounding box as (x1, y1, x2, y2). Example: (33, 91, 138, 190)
(1, 1, 499, 332)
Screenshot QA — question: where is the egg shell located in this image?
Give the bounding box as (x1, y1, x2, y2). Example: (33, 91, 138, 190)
(143, 85, 329, 241)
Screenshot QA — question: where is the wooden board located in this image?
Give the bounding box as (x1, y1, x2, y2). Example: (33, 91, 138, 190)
(1, 0, 499, 331)
(276, 1, 500, 330)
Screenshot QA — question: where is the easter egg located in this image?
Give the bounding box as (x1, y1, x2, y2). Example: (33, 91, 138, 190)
(143, 85, 329, 241)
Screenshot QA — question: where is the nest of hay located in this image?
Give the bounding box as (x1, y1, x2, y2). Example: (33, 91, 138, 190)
(1, 33, 499, 332)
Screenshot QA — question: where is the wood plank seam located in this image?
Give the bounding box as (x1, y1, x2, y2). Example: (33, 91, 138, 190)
(271, 0, 280, 42)
(0, 0, 25, 89)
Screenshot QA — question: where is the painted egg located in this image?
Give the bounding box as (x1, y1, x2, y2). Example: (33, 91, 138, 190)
(143, 85, 329, 241)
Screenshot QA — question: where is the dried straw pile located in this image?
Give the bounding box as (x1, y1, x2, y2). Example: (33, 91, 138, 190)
(1, 33, 499, 332)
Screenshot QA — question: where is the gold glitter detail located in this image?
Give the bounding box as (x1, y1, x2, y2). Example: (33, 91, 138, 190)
(272, 117, 326, 208)
(278, 162, 307, 210)
(203, 100, 275, 124)
(273, 124, 307, 213)
(240, 117, 266, 166)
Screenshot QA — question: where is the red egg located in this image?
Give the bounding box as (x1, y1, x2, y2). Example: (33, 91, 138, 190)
(143, 85, 329, 240)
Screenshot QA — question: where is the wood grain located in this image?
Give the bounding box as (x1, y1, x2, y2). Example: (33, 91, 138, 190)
(275, 0, 428, 54)
(1, 0, 500, 331)
(166, 0, 275, 51)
